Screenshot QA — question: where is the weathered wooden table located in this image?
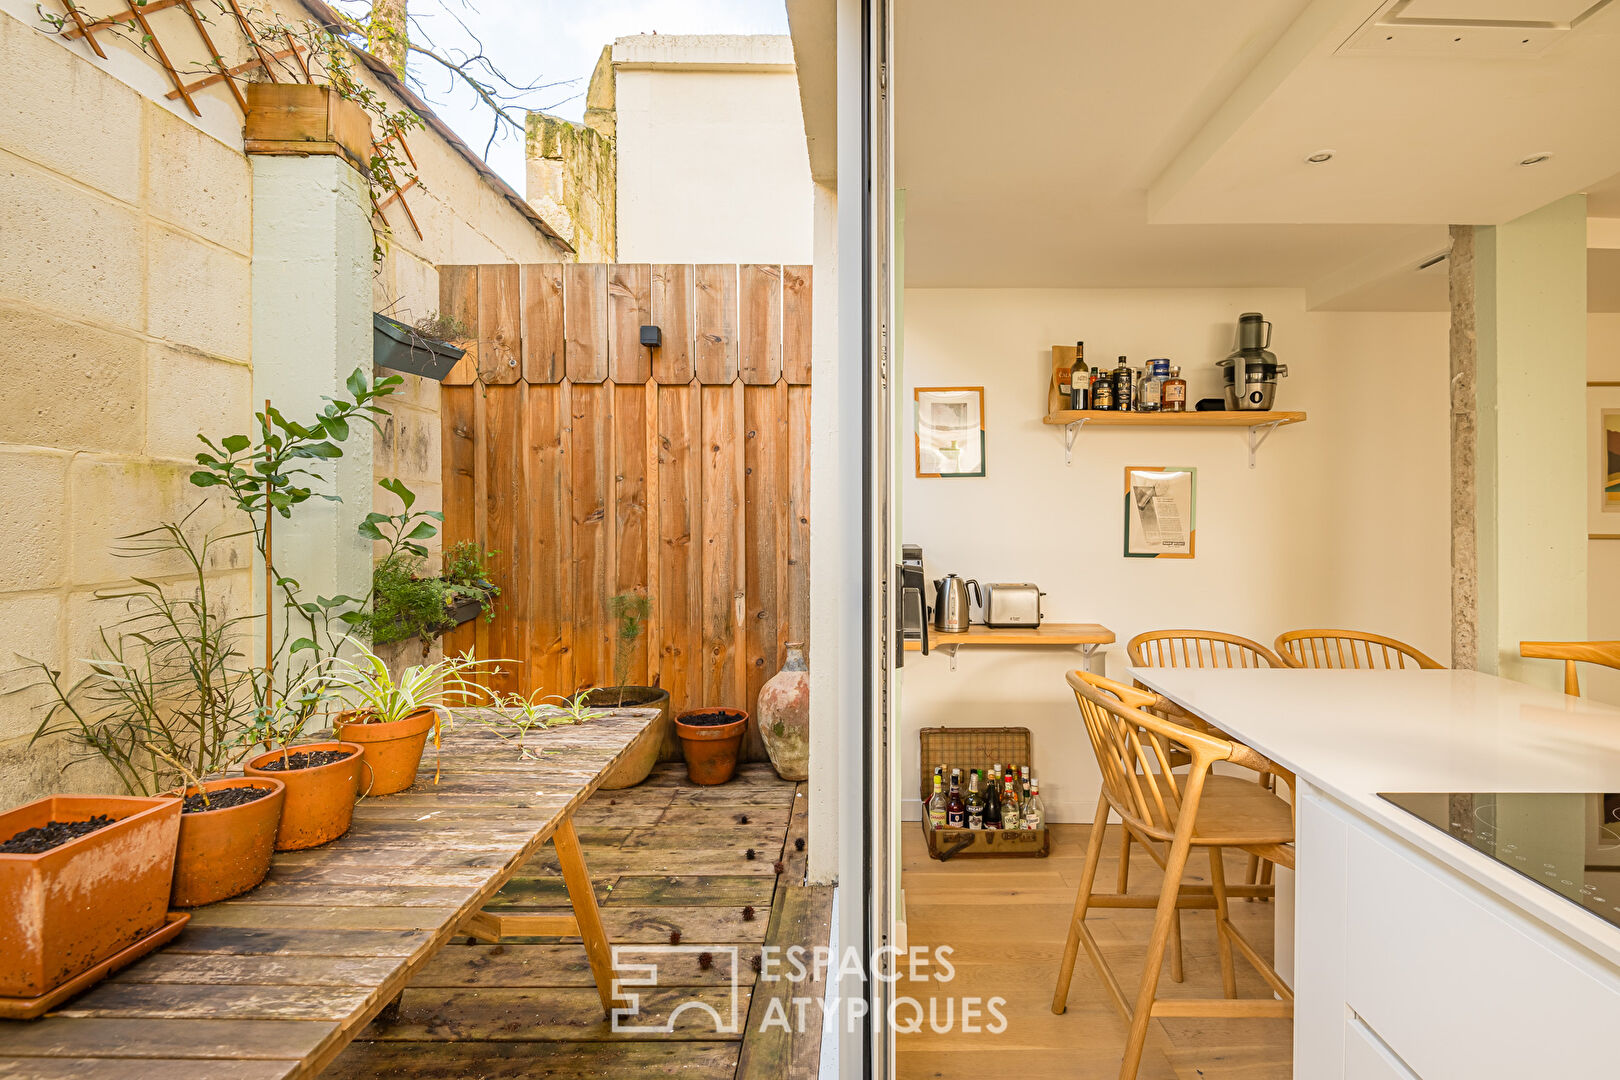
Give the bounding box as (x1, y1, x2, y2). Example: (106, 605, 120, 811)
(0, 709, 655, 1080)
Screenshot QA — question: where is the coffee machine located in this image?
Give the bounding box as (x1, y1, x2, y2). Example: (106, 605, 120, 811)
(898, 543, 930, 660)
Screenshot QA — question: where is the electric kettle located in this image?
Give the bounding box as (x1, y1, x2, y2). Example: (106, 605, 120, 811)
(933, 574, 980, 634)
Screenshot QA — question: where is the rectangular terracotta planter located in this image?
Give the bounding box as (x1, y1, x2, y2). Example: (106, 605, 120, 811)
(0, 794, 182, 998)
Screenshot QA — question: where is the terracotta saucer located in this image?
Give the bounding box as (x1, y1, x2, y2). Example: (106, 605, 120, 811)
(0, 911, 191, 1020)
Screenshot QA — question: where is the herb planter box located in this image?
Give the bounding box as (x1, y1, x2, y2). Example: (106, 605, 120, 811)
(0, 795, 182, 999)
(373, 313, 466, 381)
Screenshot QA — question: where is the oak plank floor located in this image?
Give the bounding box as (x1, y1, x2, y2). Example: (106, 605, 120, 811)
(324, 762, 810, 1079)
(898, 822, 1291, 1080)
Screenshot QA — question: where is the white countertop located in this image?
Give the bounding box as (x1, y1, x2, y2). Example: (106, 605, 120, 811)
(1127, 667, 1620, 966)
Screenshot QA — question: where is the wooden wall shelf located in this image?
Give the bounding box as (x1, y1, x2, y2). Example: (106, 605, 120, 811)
(906, 622, 1115, 670)
(1041, 410, 1306, 429)
(1041, 409, 1306, 468)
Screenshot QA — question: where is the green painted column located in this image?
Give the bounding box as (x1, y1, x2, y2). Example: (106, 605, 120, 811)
(1455, 194, 1588, 686)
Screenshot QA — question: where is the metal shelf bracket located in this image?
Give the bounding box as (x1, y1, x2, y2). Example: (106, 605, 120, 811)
(1063, 418, 1088, 465)
(1247, 420, 1284, 469)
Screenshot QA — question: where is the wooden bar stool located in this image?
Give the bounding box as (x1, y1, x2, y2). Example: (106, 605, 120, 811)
(1053, 671, 1294, 1080)
(1275, 628, 1442, 670)
(1519, 640, 1620, 696)
(1124, 629, 1285, 892)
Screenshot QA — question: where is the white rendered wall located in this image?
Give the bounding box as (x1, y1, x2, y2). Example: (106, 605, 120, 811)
(614, 37, 813, 264)
(898, 288, 1452, 823)
(1585, 312, 1620, 706)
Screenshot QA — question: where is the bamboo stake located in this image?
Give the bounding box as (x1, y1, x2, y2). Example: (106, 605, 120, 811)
(264, 398, 274, 700)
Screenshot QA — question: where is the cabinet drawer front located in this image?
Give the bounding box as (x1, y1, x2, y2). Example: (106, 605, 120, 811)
(1344, 1015, 1419, 1080)
(1345, 825, 1620, 1079)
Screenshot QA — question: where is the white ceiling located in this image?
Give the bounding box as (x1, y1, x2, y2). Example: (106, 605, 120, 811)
(895, 0, 1620, 309)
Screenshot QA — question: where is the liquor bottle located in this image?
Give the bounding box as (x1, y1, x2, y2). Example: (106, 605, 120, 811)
(985, 762, 1002, 828)
(1069, 342, 1088, 410)
(1161, 365, 1187, 413)
(946, 769, 965, 828)
(927, 768, 946, 830)
(1003, 766, 1021, 823)
(1057, 356, 1072, 407)
(1024, 778, 1046, 831)
(1112, 357, 1135, 412)
(1091, 365, 1115, 411)
(966, 769, 986, 829)
(1001, 773, 1020, 830)
(1141, 359, 1168, 413)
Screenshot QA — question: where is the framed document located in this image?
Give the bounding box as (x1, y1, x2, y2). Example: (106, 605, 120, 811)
(1589, 385, 1620, 538)
(914, 387, 986, 478)
(1124, 465, 1196, 558)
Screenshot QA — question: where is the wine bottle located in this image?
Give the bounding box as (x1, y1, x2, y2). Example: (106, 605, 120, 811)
(946, 769, 965, 828)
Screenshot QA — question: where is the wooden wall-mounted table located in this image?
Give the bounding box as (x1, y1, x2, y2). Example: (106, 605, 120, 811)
(0, 709, 655, 1080)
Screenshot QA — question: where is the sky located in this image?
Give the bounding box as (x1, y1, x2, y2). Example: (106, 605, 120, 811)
(338, 0, 790, 192)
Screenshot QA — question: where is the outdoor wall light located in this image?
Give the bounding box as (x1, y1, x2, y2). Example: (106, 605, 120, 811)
(640, 325, 662, 348)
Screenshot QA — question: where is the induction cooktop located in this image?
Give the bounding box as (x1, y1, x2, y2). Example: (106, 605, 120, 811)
(1380, 792, 1620, 932)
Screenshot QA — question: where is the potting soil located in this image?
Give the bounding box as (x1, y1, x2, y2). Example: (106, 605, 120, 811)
(182, 786, 275, 813)
(254, 749, 354, 771)
(0, 814, 117, 854)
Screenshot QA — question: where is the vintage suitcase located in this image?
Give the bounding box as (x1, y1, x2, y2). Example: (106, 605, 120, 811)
(918, 726, 1049, 861)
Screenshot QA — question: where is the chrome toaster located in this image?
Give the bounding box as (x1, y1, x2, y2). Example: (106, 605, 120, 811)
(983, 583, 1044, 628)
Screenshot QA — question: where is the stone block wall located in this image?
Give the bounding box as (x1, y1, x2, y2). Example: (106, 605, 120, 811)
(0, 6, 569, 801)
(0, 11, 253, 796)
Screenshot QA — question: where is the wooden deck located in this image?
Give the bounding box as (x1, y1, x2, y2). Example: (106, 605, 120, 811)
(898, 821, 1292, 1079)
(325, 762, 825, 1080)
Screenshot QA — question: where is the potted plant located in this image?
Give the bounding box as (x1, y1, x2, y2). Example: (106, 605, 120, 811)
(356, 484, 499, 659)
(317, 645, 497, 795)
(16, 519, 291, 906)
(674, 708, 749, 786)
(373, 310, 468, 381)
(241, 681, 365, 852)
(0, 793, 182, 1007)
(475, 688, 600, 758)
(582, 591, 671, 789)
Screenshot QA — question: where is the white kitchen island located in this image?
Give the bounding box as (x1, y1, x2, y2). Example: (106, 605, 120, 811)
(1127, 667, 1620, 1080)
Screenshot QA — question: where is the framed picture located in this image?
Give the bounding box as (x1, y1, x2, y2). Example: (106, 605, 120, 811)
(915, 387, 986, 478)
(1124, 465, 1196, 558)
(1590, 385, 1620, 538)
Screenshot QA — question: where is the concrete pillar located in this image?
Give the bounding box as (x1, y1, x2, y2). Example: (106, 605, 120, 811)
(248, 152, 374, 644)
(1451, 195, 1588, 686)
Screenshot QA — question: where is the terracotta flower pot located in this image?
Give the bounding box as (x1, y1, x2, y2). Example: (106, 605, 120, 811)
(674, 708, 749, 786)
(757, 642, 810, 781)
(335, 707, 439, 796)
(582, 686, 672, 789)
(165, 777, 286, 908)
(243, 741, 363, 851)
(0, 794, 181, 998)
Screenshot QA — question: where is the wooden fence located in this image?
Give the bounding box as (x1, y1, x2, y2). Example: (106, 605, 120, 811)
(437, 264, 812, 760)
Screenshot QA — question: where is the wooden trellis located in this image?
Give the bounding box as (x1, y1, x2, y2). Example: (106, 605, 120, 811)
(51, 0, 420, 235)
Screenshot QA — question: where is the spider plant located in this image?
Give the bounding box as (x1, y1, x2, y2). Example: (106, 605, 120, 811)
(315, 645, 498, 726)
(473, 688, 602, 759)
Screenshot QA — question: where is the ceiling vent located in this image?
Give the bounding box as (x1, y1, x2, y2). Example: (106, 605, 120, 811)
(1337, 0, 1616, 57)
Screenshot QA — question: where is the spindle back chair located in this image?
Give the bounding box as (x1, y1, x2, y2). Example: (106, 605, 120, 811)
(1519, 640, 1620, 697)
(1275, 628, 1442, 670)
(1054, 670, 1294, 1080)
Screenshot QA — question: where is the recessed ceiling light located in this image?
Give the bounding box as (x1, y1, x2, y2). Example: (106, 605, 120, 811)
(1520, 153, 1553, 166)
(1306, 150, 1334, 164)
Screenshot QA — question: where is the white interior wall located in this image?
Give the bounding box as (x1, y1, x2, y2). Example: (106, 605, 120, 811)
(1586, 313, 1620, 706)
(898, 288, 1451, 823)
